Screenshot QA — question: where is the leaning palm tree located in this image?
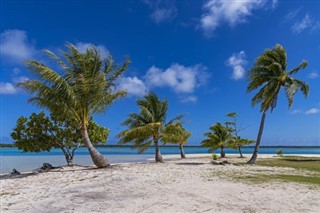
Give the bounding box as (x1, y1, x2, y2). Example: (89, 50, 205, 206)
(162, 123, 191, 159)
(201, 122, 231, 158)
(19, 43, 130, 168)
(247, 44, 309, 164)
(117, 92, 183, 162)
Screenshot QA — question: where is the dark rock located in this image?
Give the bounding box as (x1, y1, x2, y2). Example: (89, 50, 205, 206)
(41, 163, 54, 170)
(11, 169, 20, 175)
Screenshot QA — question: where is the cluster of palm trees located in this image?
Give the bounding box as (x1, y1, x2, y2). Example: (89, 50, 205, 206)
(201, 117, 254, 158)
(116, 92, 190, 162)
(19, 43, 309, 167)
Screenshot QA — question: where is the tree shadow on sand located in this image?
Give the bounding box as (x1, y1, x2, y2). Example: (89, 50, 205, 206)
(175, 162, 206, 166)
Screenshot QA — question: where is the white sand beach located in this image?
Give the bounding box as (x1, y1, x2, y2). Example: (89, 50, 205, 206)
(1, 155, 319, 213)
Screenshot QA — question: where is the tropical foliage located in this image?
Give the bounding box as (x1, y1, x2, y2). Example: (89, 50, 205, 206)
(117, 92, 184, 162)
(162, 123, 191, 159)
(19, 43, 130, 167)
(11, 112, 109, 165)
(201, 122, 232, 158)
(247, 44, 309, 164)
(225, 112, 254, 157)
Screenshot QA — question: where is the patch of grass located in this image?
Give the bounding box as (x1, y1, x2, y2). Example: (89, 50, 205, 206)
(232, 156, 320, 187)
(235, 174, 320, 186)
(256, 156, 320, 172)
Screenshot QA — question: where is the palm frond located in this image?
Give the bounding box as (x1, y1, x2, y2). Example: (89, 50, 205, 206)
(288, 60, 308, 75)
(247, 43, 309, 113)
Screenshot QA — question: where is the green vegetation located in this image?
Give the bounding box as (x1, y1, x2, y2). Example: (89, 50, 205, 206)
(235, 174, 320, 186)
(117, 92, 184, 162)
(276, 149, 283, 156)
(201, 122, 231, 158)
(233, 156, 320, 186)
(162, 123, 191, 159)
(225, 112, 254, 157)
(19, 43, 130, 168)
(11, 112, 109, 165)
(202, 112, 254, 158)
(212, 154, 218, 160)
(247, 44, 309, 164)
(256, 156, 320, 172)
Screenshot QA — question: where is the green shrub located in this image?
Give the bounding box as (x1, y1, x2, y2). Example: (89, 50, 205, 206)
(212, 154, 218, 160)
(277, 149, 283, 157)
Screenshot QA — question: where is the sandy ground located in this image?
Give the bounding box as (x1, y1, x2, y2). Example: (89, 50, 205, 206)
(1, 155, 319, 213)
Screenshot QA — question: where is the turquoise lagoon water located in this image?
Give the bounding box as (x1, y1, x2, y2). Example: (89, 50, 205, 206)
(1, 146, 319, 174)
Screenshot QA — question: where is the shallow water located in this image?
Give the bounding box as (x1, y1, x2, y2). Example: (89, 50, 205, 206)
(1, 147, 319, 174)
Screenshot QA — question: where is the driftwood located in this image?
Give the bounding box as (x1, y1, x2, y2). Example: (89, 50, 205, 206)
(33, 163, 62, 173)
(10, 169, 21, 175)
(211, 160, 230, 165)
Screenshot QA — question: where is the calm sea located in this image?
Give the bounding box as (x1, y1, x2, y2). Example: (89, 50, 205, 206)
(1, 146, 319, 174)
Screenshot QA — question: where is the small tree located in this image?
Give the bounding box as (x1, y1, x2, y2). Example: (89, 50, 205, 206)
(117, 92, 183, 162)
(11, 112, 109, 166)
(162, 123, 191, 159)
(225, 112, 254, 157)
(201, 122, 231, 158)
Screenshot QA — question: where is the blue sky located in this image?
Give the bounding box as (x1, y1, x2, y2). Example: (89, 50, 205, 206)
(1, 0, 319, 146)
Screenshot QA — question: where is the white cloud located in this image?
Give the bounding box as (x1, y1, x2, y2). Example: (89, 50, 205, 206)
(0, 67, 29, 95)
(0, 29, 36, 62)
(227, 51, 247, 80)
(75, 42, 109, 60)
(308, 72, 319, 79)
(291, 13, 312, 33)
(180, 95, 197, 103)
(271, 0, 278, 9)
(0, 82, 18, 94)
(284, 8, 301, 21)
(143, 0, 177, 23)
(13, 76, 29, 83)
(289, 109, 302, 115)
(145, 63, 208, 93)
(151, 8, 176, 23)
(305, 108, 320, 115)
(200, 0, 267, 35)
(117, 76, 148, 97)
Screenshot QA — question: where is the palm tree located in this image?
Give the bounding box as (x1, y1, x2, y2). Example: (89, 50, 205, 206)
(201, 122, 231, 158)
(117, 92, 183, 162)
(19, 43, 130, 168)
(162, 123, 191, 159)
(247, 44, 309, 164)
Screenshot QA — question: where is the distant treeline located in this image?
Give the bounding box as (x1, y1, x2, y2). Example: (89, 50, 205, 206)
(0, 144, 319, 148)
(0, 144, 15, 147)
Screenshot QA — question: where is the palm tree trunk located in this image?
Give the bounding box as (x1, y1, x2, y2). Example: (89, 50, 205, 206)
(179, 143, 186, 159)
(154, 141, 163, 163)
(247, 109, 268, 164)
(81, 127, 110, 168)
(221, 147, 225, 158)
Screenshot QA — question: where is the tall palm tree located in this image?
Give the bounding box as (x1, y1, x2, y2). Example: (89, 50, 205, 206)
(162, 123, 191, 159)
(201, 122, 231, 158)
(117, 92, 183, 162)
(19, 43, 130, 168)
(247, 44, 309, 164)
